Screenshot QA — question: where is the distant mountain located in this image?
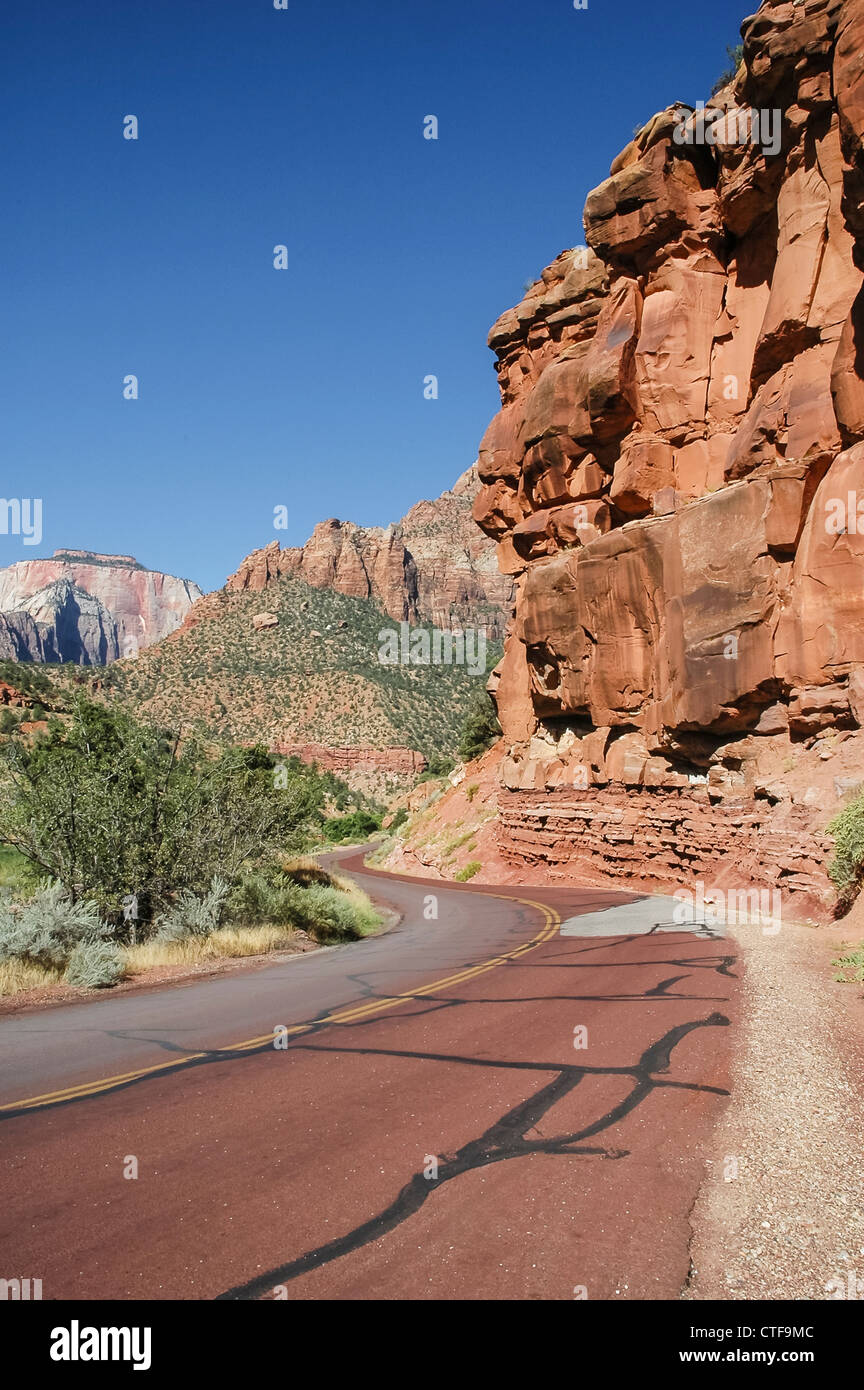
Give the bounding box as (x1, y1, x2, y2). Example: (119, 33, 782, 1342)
(0, 552, 202, 665)
(0, 473, 511, 775)
(225, 465, 514, 640)
(101, 574, 500, 784)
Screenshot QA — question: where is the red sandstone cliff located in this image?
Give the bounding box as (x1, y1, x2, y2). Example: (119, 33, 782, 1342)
(224, 466, 514, 638)
(402, 0, 864, 919)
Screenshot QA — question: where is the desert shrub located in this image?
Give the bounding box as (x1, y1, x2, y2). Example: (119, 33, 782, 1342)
(278, 856, 333, 887)
(444, 830, 475, 857)
(827, 793, 864, 910)
(155, 877, 230, 941)
(0, 883, 110, 969)
(226, 868, 376, 943)
(711, 42, 744, 94)
(454, 861, 481, 882)
(225, 871, 306, 927)
(296, 882, 378, 942)
(66, 940, 125, 989)
(389, 807, 408, 831)
(832, 942, 864, 983)
(0, 660, 55, 700)
(417, 754, 456, 784)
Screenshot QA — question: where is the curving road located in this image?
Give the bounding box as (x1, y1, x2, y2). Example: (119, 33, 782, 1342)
(0, 850, 737, 1300)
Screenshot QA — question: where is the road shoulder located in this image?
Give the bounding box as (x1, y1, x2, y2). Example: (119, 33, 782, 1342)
(685, 919, 864, 1299)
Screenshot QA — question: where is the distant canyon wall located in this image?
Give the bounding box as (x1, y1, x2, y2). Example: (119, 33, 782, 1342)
(226, 466, 515, 639)
(0, 552, 202, 665)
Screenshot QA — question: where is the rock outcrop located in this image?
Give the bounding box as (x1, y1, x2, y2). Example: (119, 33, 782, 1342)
(14, 580, 119, 665)
(226, 466, 514, 638)
(470, 0, 864, 918)
(273, 742, 427, 777)
(0, 611, 53, 663)
(0, 552, 203, 665)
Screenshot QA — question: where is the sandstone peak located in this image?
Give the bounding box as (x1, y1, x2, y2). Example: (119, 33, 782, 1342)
(224, 468, 515, 638)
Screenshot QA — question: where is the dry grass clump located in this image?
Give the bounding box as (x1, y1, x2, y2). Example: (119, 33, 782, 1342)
(123, 923, 298, 975)
(0, 957, 63, 996)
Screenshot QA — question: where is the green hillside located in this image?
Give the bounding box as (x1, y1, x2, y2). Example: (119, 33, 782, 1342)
(97, 576, 500, 758)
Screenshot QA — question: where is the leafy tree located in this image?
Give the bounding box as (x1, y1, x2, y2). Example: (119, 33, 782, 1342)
(458, 689, 501, 763)
(0, 698, 324, 924)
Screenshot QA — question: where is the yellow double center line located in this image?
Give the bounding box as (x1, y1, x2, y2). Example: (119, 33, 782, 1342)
(0, 895, 560, 1117)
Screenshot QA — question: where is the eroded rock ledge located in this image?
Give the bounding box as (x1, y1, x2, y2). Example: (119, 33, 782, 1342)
(472, 0, 864, 917)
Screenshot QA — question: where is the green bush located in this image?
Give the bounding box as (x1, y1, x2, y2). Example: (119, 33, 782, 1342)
(454, 861, 481, 882)
(389, 807, 408, 831)
(226, 871, 306, 927)
(0, 846, 38, 896)
(833, 942, 864, 983)
(0, 660, 55, 700)
(297, 883, 378, 942)
(155, 877, 230, 941)
(828, 793, 864, 909)
(66, 940, 125, 989)
(228, 858, 380, 941)
(0, 883, 110, 970)
(322, 810, 380, 843)
(225, 869, 376, 943)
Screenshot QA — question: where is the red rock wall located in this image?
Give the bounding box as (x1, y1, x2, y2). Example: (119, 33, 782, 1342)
(272, 742, 427, 777)
(497, 786, 832, 919)
(473, 0, 864, 916)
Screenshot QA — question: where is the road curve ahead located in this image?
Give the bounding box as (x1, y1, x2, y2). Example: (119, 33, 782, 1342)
(0, 851, 737, 1300)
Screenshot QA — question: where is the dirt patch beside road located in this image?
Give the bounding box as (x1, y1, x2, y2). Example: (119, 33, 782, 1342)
(686, 919, 864, 1300)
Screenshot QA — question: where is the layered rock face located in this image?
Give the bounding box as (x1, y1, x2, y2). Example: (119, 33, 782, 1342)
(0, 552, 203, 664)
(271, 744, 427, 799)
(473, 0, 864, 916)
(226, 466, 514, 638)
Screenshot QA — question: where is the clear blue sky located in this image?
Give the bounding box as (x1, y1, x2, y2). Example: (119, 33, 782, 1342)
(1, 0, 746, 592)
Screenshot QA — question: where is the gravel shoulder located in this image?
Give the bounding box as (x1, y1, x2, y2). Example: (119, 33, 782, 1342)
(686, 916, 864, 1300)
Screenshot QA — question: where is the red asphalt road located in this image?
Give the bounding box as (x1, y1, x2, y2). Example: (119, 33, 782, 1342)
(0, 852, 738, 1300)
